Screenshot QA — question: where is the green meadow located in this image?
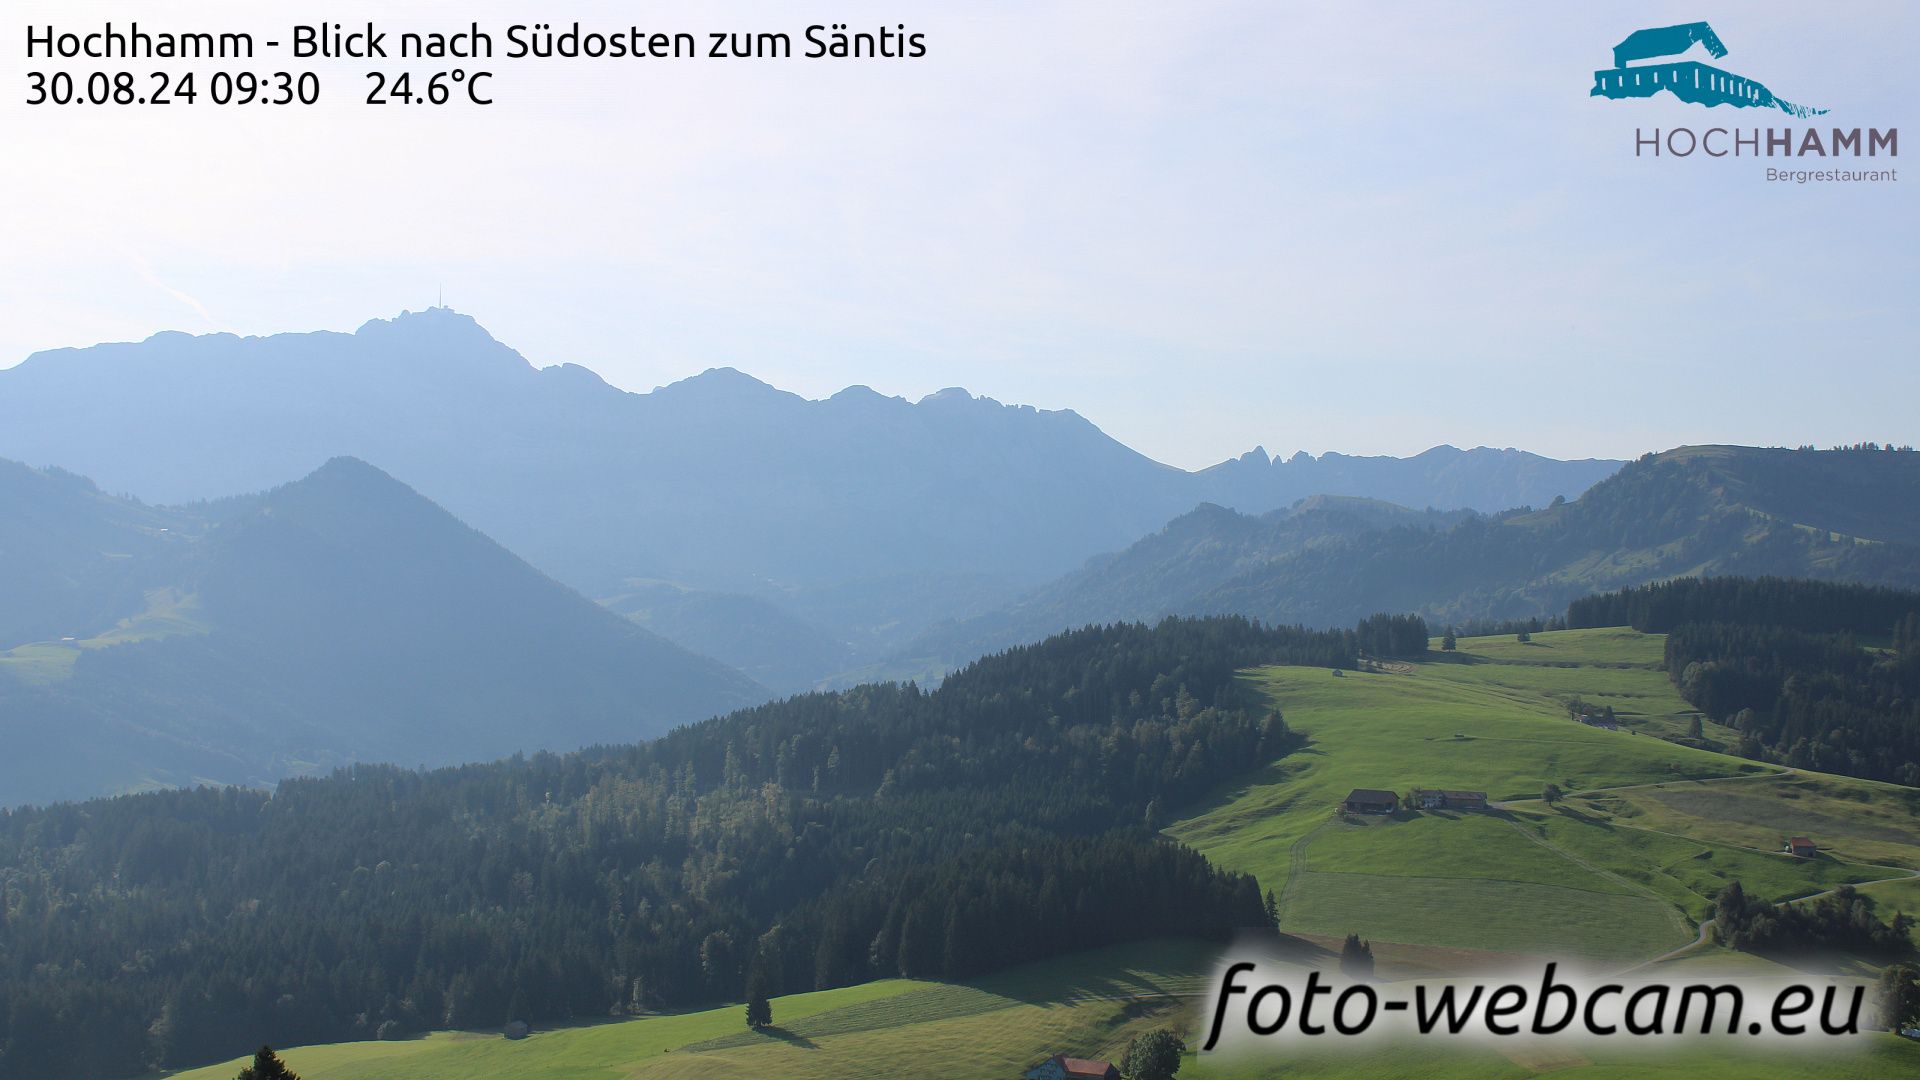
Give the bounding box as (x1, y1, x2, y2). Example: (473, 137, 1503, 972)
(0, 587, 207, 686)
(1168, 628, 1915, 963)
(166, 936, 1920, 1080)
(1583, 772, 1920, 869)
(167, 940, 1221, 1080)
(0, 640, 82, 684)
(1855, 875, 1920, 927)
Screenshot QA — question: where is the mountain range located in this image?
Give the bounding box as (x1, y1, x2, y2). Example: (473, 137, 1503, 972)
(889, 444, 1920, 674)
(4, 314, 1920, 802)
(0, 309, 1622, 687)
(0, 457, 765, 804)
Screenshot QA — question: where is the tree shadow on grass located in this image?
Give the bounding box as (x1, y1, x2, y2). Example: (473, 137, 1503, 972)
(750, 1025, 820, 1049)
(1548, 803, 1615, 829)
(1422, 651, 1489, 665)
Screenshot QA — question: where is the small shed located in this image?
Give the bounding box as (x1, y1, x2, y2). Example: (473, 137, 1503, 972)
(1026, 1055, 1122, 1080)
(1786, 837, 1818, 858)
(1342, 788, 1399, 814)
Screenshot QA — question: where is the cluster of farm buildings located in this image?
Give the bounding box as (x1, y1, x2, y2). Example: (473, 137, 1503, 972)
(1340, 788, 1488, 814)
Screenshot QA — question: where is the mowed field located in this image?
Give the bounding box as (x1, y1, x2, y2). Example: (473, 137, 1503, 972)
(166, 936, 1920, 1080)
(167, 940, 1221, 1080)
(1166, 629, 1915, 963)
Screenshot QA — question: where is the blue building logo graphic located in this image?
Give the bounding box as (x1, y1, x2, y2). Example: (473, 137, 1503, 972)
(1590, 22, 1825, 117)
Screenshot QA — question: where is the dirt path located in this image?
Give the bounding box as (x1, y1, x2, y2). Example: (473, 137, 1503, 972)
(1569, 767, 1798, 799)
(1615, 866, 1920, 975)
(1617, 917, 1716, 973)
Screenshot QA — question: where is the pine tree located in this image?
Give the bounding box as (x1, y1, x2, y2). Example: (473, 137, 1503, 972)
(235, 1045, 301, 1080)
(744, 964, 772, 1030)
(1263, 889, 1279, 928)
(1441, 628, 1457, 651)
(1338, 934, 1374, 978)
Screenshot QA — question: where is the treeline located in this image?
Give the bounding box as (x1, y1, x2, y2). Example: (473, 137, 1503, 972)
(1713, 881, 1914, 957)
(1567, 577, 1920, 786)
(0, 616, 1332, 1079)
(1445, 615, 1567, 639)
(1568, 576, 1920, 636)
(1667, 622, 1920, 785)
(1354, 612, 1429, 658)
(761, 834, 1266, 992)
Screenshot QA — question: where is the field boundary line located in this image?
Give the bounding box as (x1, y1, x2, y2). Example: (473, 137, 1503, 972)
(1275, 819, 1331, 928)
(1503, 818, 1696, 951)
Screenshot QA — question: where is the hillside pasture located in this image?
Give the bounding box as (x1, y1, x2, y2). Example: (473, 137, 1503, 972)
(1170, 628, 1906, 966)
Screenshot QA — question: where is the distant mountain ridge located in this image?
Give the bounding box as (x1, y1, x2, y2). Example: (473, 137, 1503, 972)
(0, 457, 766, 804)
(0, 311, 1622, 684)
(886, 496, 1472, 675)
(891, 445, 1920, 673)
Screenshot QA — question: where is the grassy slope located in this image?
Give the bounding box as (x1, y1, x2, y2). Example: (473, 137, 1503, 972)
(1857, 875, 1920, 916)
(1167, 629, 1912, 962)
(1576, 772, 1920, 870)
(167, 940, 1222, 1080)
(165, 936, 1920, 1080)
(0, 588, 210, 686)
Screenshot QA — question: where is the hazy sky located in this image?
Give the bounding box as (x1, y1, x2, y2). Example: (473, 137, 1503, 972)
(2, 1, 1913, 469)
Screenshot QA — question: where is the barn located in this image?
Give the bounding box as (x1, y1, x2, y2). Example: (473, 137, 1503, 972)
(1342, 788, 1399, 814)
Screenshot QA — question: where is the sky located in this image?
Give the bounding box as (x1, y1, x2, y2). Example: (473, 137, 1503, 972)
(1, 1, 1914, 469)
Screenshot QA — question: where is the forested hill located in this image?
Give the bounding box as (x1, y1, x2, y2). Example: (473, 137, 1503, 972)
(0, 617, 1351, 1079)
(1571, 577, 1920, 786)
(1568, 576, 1920, 636)
(0, 457, 766, 804)
(894, 445, 1920, 672)
(883, 497, 1469, 675)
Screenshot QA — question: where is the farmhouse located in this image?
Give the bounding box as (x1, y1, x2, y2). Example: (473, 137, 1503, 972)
(1342, 788, 1399, 814)
(1411, 788, 1488, 811)
(1786, 837, 1818, 858)
(1025, 1054, 1122, 1080)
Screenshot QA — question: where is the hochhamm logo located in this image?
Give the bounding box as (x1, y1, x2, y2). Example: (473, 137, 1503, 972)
(1589, 21, 1825, 118)
(1589, 20, 1897, 176)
